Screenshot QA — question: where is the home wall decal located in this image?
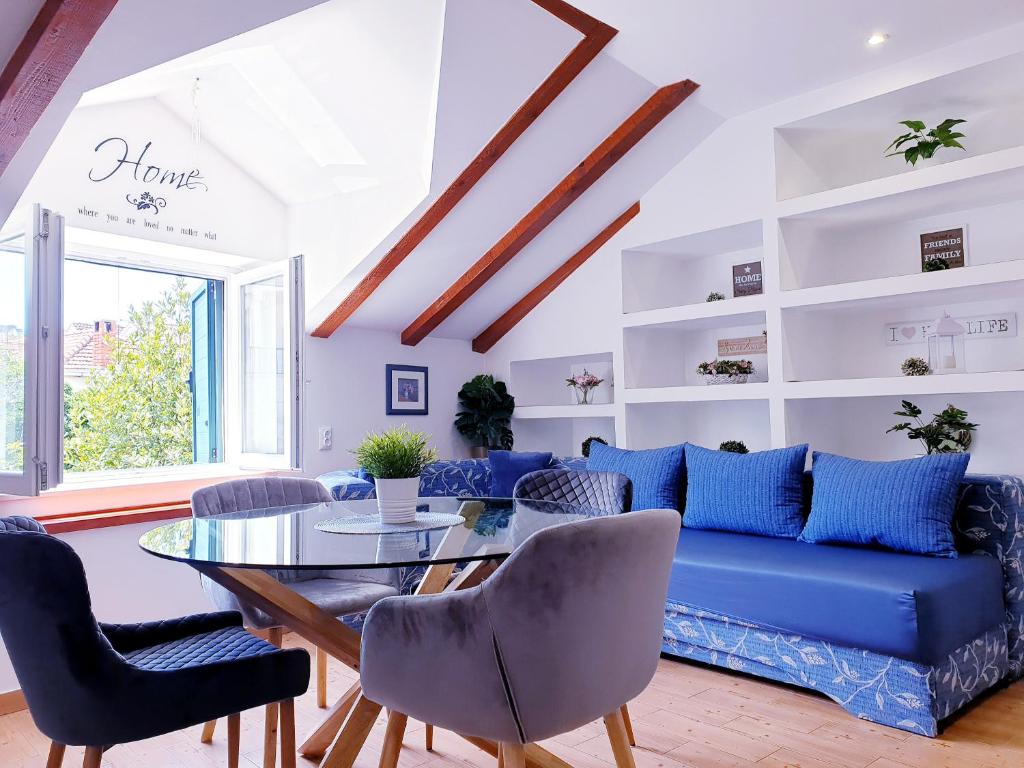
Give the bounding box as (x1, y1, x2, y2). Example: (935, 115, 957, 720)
(88, 138, 210, 192)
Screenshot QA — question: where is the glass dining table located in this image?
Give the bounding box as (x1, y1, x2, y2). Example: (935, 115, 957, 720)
(140, 495, 611, 768)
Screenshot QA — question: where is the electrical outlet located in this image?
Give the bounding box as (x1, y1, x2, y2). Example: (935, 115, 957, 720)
(318, 426, 333, 451)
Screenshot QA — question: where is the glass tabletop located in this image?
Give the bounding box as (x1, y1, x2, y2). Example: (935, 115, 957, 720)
(139, 496, 612, 570)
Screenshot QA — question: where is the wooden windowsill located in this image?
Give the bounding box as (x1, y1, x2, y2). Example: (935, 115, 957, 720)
(0, 467, 290, 534)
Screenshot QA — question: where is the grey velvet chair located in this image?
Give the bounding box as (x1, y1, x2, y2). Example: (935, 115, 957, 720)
(513, 467, 633, 514)
(361, 508, 680, 768)
(191, 476, 399, 762)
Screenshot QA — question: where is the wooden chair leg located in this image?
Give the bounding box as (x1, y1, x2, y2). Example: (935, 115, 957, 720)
(620, 704, 636, 747)
(425, 723, 434, 751)
(268, 627, 284, 647)
(500, 743, 525, 768)
(82, 747, 103, 768)
(317, 646, 329, 708)
(264, 701, 279, 768)
(46, 742, 65, 768)
(228, 713, 240, 768)
(379, 710, 408, 768)
(280, 699, 297, 768)
(603, 709, 636, 768)
(201, 719, 217, 744)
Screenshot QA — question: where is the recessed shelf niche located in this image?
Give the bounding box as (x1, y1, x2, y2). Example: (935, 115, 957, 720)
(624, 312, 768, 389)
(621, 220, 763, 313)
(778, 162, 1024, 290)
(626, 400, 770, 452)
(510, 352, 614, 407)
(774, 50, 1024, 200)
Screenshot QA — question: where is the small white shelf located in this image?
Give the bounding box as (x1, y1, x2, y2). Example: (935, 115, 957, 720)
(780, 261, 1024, 310)
(783, 371, 1024, 400)
(622, 297, 766, 329)
(776, 145, 1024, 219)
(624, 383, 770, 404)
(513, 404, 616, 420)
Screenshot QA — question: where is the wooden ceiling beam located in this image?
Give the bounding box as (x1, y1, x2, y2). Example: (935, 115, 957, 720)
(311, 0, 616, 338)
(0, 0, 118, 177)
(402, 79, 698, 346)
(472, 201, 639, 354)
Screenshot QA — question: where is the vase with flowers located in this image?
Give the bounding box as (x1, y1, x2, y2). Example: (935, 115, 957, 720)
(566, 369, 604, 405)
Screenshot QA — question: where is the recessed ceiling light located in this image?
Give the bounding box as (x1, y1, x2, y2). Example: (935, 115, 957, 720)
(867, 32, 890, 47)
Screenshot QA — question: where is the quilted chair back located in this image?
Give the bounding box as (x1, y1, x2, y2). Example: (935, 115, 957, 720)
(0, 517, 125, 745)
(481, 508, 679, 742)
(191, 476, 395, 589)
(513, 468, 632, 514)
(191, 476, 332, 517)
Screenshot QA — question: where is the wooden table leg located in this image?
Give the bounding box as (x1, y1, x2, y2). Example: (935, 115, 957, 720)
(300, 679, 362, 760)
(321, 694, 384, 768)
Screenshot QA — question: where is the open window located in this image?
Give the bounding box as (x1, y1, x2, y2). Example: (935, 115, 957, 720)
(0, 205, 304, 495)
(0, 206, 63, 496)
(225, 256, 303, 470)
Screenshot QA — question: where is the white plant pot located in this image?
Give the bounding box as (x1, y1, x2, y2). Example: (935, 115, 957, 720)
(374, 477, 420, 524)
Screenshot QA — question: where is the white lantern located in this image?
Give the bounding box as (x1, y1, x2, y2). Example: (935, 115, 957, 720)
(927, 313, 966, 374)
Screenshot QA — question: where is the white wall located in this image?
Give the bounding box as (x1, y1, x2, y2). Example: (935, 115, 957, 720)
(302, 327, 489, 477)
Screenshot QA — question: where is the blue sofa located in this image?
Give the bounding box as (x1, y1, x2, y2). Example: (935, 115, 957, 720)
(318, 459, 1024, 736)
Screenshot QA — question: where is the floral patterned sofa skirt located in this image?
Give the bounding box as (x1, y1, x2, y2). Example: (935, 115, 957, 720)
(663, 474, 1024, 737)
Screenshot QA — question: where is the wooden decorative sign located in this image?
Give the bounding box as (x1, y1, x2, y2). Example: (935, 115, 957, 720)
(885, 312, 1017, 345)
(718, 335, 768, 356)
(920, 227, 967, 270)
(732, 261, 763, 297)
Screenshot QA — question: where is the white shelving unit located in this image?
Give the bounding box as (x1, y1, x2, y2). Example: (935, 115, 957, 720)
(612, 51, 1024, 474)
(509, 352, 616, 456)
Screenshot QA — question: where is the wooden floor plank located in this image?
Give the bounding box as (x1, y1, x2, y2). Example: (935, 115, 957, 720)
(0, 637, 1020, 768)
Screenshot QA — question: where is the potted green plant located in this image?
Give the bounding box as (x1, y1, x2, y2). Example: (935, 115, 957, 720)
(706, 291, 726, 302)
(454, 374, 515, 458)
(718, 440, 749, 454)
(886, 400, 977, 454)
(581, 435, 608, 458)
(353, 426, 437, 523)
(901, 357, 931, 376)
(885, 119, 966, 166)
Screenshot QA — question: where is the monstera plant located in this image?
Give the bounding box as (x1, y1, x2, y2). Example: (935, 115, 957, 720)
(455, 374, 515, 456)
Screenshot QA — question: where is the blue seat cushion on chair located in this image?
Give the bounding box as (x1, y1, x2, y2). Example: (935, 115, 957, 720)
(489, 451, 553, 497)
(121, 625, 279, 671)
(800, 452, 970, 557)
(587, 442, 685, 511)
(683, 443, 808, 538)
(669, 528, 1005, 665)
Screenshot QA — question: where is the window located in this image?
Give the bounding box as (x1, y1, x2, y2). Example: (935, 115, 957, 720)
(61, 259, 224, 474)
(0, 206, 302, 496)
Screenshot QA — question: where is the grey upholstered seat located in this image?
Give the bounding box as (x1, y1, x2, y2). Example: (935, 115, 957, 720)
(191, 477, 400, 629)
(513, 467, 633, 514)
(361, 508, 679, 768)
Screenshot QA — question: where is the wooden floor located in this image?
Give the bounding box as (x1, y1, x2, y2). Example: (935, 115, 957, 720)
(2, 635, 1022, 768)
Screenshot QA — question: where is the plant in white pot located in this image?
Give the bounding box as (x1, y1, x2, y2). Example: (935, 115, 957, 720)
(354, 426, 437, 523)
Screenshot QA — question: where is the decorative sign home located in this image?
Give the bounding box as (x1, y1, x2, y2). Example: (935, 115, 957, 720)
(884, 312, 1017, 345)
(718, 335, 768, 356)
(732, 261, 763, 297)
(385, 364, 428, 415)
(920, 227, 967, 270)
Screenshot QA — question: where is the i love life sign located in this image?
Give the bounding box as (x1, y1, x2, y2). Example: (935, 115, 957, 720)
(884, 312, 1017, 345)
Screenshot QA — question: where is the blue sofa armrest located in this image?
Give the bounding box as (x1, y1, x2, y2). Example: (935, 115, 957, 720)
(318, 470, 375, 501)
(954, 473, 1024, 678)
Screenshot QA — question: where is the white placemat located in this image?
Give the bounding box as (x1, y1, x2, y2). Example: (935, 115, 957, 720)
(314, 512, 465, 534)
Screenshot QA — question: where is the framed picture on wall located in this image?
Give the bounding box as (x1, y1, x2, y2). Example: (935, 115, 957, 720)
(386, 364, 428, 415)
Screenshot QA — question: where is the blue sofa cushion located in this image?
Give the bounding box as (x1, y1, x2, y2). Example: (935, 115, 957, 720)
(489, 451, 553, 497)
(669, 528, 1004, 665)
(587, 442, 685, 511)
(683, 443, 808, 538)
(800, 452, 970, 557)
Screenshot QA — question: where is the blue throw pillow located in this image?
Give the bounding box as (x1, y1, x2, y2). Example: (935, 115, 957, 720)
(799, 452, 970, 557)
(683, 443, 808, 537)
(489, 451, 553, 498)
(587, 442, 685, 511)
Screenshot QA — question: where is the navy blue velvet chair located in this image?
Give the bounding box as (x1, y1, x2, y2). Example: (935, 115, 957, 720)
(0, 516, 310, 768)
